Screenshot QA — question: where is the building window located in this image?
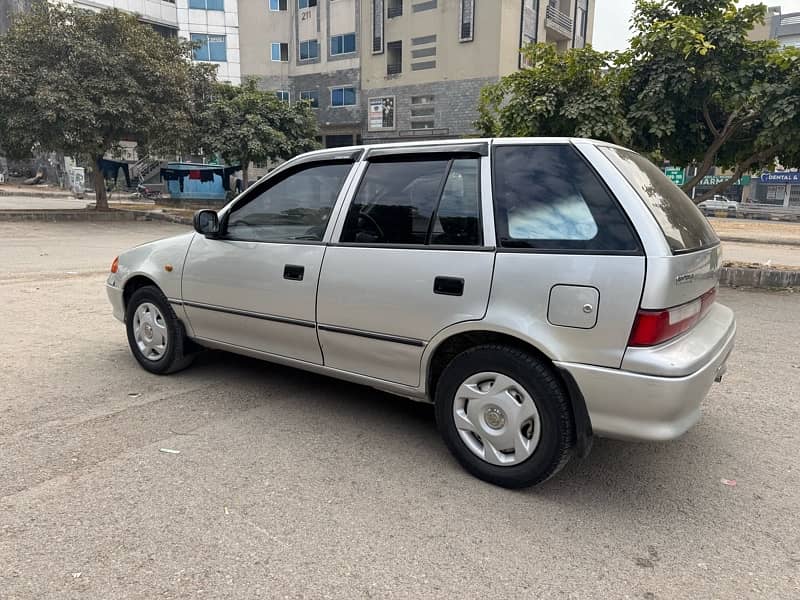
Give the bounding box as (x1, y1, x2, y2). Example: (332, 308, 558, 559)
(520, 0, 539, 67)
(192, 34, 227, 62)
(373, 0, 384, 53)
(368, 96, 395, 130)
(299, 91, 320, 108)
(387, 0, 402, 18)
(574, 0, 588, 48)
(189, 0, 224, 10)
(411, 95, 434, 104)
(298, 0, 317, 7)
(459, 0, 474, 41)
(269, 0, 287, 10)
(331, 86, 357, 106)
(386, 41, 402, 74)
(271, 42, 289, 62)
(299, 39, 319, 60)
(411, 120, 435, 129)
(331, 33, 357, 55)
(276, 90, 290, 103)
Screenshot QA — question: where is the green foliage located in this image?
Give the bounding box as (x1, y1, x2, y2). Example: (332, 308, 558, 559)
(199, 78, 320, 185)
(0, 2, 214, 207)
(477, 0, 800, 202)
(476, 44, 631, 145)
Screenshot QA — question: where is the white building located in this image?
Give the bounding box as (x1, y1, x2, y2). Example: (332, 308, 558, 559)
(66, 0, 240, 83)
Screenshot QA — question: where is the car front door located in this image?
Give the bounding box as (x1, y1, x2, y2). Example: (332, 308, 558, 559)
(317, 146, 495, 387)
(181, 156, 358, 364)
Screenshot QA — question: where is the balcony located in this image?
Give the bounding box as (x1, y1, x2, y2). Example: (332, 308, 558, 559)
(545, 4, 573, 40)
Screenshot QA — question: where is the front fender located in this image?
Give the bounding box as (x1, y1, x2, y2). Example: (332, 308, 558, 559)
(107, 232, 196, 303)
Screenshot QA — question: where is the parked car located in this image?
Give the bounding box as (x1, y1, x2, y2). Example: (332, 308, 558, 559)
(106, 138, 736, 488)
(698, 195, 739, 217)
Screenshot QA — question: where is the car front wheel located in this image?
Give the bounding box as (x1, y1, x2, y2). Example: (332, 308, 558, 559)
(434, 345, 575, 488)
(125, 285, 195, 374)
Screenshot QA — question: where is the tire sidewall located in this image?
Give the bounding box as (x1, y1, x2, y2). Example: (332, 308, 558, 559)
(125, 287, 182, 374)
(435, 347, 570, 488)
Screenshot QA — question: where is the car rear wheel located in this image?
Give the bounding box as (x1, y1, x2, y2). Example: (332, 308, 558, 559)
(434, 344, 574, 488)
(125, 285, 195, 374)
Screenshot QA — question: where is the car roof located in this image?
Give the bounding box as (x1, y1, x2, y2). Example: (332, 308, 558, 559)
(295, 137, 611, 161)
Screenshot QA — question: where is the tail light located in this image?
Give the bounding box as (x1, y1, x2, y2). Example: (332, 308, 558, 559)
(110, 256, 119, 273)
(629, 287, 717, 347)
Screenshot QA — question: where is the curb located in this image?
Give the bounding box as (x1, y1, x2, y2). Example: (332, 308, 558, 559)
(0, 189, 75, 198)
(719, 235, 800, 248)
(720, 266, 800, 289)
(0, 209, 137, 222)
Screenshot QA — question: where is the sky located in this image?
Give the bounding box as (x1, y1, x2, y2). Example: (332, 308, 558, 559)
(592, 1, 800, 52)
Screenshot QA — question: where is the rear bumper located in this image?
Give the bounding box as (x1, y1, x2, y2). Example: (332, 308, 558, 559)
(556, 303, 736, 441)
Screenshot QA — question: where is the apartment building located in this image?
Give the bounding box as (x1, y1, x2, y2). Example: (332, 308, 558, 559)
(750, 6, 800, 48)
(239, 0, 594, 148)
(0, 0, 241, 82)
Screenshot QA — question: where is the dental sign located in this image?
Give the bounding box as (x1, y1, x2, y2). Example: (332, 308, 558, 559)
(760, 172, 800, 183)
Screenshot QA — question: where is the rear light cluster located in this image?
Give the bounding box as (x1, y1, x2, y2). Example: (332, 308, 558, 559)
(629, 287, 717, 347)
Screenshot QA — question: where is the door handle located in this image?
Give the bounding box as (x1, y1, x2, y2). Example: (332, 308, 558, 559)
(283, 264, 305, 281)
(434, 276, 464, 296)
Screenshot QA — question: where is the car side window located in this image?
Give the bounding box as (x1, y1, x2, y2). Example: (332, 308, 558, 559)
(225, 162, 353, 243)
(492, 145, 640, 252)
(340, 157, 482, 246)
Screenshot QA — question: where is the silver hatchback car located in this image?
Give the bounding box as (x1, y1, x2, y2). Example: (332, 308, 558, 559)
(107, 138, 735, 488)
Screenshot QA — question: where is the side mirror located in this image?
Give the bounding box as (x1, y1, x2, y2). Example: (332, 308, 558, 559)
(193, 209, 220, 237)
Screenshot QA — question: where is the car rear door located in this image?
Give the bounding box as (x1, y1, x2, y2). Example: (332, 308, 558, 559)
(486, 140, 646, 368)
(316, 144, 495, 387)
(181, 153, 360, 364)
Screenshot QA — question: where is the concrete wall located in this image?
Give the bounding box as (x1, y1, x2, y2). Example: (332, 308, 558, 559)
(362, 76, 495, 141)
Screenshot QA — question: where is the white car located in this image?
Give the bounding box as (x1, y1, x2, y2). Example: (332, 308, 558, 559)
(106, 138, 735, 488)
(698, 195, 738, 216)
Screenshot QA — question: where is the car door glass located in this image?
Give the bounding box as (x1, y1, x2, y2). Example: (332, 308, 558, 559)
(340, 159, 449, 244)
(493, 145, 640, 252)
(429, 159, 481, 246)
(226, 162, 353, 242)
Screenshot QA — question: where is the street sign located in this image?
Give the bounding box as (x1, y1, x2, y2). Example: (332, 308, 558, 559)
(760, 172, 800, 184)
(699, 175, 750, 187)
(664, 167, 685, 185)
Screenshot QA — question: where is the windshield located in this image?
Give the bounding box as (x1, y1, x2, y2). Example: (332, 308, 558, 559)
(600, 147, 719, 254)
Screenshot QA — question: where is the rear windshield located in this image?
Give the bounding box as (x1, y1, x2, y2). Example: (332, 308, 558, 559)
(600, 147, 718, 254)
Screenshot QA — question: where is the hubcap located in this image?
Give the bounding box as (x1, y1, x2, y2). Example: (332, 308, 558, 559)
(452, 372, 541, 466)
(133, 302, 168, 361)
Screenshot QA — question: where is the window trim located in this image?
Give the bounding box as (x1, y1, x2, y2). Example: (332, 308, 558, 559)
(330, 32, 357, 56)
(299, 90, 320, 108)
(299, 39, 319, 61)
(220, 158, 359, 244)
(271, 42, 289, 62)
(336, 154, 485, 249)
(490, 142, 644, 256)
(330, 85, 357, 107)
(191, 33, 227, 62)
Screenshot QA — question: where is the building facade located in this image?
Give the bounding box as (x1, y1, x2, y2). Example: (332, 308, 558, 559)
(239, 0, 594, 148)
(1, 0, 241, 82)
(750, 6, 800, 48)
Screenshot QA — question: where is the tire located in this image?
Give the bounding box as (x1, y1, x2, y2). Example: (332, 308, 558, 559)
(434, 344, 574, 489)
(125, 285, 195, 374)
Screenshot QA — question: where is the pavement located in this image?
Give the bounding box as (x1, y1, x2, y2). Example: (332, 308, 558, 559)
(1, 221, 799, 599)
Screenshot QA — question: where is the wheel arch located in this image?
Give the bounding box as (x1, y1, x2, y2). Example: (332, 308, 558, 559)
(122, 274, 161, 312)
(424, 327, 593, 457)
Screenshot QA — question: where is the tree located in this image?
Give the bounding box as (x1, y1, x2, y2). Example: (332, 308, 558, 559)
(477, 0, 800, 203)
(200, 79, 320, 188)
(0, 2, 213, 208)
(476, 44, 632, 146)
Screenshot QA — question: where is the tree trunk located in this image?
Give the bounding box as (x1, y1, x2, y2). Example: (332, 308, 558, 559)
(692, 144, 780, 204)
(94, 156, 109, 210)
(241, 164, 249, 190)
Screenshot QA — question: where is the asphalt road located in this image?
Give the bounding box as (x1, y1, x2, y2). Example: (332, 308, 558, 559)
(1, 222, 798, 599)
